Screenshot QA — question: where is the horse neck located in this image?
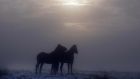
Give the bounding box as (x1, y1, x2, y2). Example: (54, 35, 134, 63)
(67, 48, 74, 56)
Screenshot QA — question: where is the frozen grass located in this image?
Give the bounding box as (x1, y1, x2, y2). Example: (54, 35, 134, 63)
(0, 69, 9, 77)
(1, 70, 140, 79)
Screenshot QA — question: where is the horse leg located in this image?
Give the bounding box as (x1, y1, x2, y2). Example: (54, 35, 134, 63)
(39, 63, 43, 74)
(55, 62, 59, 74)
(51, 64, 53, 74)
(51, 63, 57, 75)
(67, 63, 70, 74)
(70, 63, 73, 74)
(53, 63, 58, 75)
(60, 62, 64, 74)
(51, 63, 59, 75)
(51, 64, 55, 75)
(36, 62, 40, 74)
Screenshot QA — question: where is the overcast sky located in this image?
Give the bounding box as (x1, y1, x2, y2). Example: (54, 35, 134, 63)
(0, 0, 140, 71)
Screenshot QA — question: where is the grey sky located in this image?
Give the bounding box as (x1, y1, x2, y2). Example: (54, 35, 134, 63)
(0, 0, 140, 71)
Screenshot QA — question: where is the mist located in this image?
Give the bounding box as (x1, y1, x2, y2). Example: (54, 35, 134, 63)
(0, 0, 140, 71)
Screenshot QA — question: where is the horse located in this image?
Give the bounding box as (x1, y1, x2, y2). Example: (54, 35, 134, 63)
(59, 45, 78, 74)
(35, 44, 67, 74)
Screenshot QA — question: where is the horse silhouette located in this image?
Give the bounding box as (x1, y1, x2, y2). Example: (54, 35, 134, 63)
(35, 44, 67, 74)
(59, 45, 78, 74)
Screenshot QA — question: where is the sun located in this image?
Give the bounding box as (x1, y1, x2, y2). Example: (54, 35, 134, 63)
(62, 0, 81, 6)
(61, 0, 87, 6)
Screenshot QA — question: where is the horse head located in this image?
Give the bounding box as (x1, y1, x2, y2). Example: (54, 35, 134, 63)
(71, 44, 78, 54)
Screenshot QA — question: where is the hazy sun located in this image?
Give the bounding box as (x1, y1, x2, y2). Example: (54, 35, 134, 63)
(61, 0, 88, 6)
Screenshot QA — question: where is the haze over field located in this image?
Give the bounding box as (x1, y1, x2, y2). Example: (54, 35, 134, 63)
(0, 0, 140, 71)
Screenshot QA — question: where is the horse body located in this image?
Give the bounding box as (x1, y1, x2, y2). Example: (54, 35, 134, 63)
(35, 44, 78, 75)
(36, 44, 67, 74)
(60, 45, 78, 74)
(36, 52, 57, 74)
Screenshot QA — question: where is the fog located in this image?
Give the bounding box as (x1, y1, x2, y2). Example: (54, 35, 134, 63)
(0, 0, 140, 71)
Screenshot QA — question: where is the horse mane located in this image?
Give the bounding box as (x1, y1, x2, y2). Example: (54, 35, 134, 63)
(54, 44, 67, 53)
(68, 45, 77, 53)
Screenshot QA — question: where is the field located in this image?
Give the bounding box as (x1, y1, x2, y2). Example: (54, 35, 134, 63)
(1, 70, 140, 79)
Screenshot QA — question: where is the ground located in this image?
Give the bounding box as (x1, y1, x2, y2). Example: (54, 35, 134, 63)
(1, 70, 140, 79)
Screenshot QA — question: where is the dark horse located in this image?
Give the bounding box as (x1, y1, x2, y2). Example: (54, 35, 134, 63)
(59, 45, 78, 74)
(36, 44, 67, 74)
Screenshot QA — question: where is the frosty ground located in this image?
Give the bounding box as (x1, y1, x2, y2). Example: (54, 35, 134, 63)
(1, 70, 140, 79)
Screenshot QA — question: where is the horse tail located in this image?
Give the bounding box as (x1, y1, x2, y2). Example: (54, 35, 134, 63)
(37, 54, 40, 63)
(37, 52, 46, 63)
(36, 52, 46, 74)
(36, 53, 41, 74)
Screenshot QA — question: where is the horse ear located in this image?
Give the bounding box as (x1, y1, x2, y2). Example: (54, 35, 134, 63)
(73, 44, 77, 47)
(73, 44, 78, 54)
(58, 44, 61, 46)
